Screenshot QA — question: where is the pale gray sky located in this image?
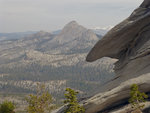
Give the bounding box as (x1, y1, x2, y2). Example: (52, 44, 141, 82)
(0, 0, 143, 33)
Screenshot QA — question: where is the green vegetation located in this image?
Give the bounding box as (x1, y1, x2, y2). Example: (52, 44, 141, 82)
(0, 64, 114, 96)
(0, 100, 15, 113)
(129, 84, 148, 111)
(25, 83, 55, 113)
(64, 88, 85, 113)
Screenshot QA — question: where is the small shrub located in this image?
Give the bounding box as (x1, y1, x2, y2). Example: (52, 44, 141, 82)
(0, 100, 15, 113)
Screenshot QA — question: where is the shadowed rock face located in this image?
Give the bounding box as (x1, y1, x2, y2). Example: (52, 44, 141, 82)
(85, 0, 150, 113)
(86, 0, 150, 61)
(140, 0, 150, 8)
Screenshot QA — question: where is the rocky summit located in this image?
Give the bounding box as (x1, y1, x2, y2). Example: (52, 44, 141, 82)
(84, 0, 150, 113)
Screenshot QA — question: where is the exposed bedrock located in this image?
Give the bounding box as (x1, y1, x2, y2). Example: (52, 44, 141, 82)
(85, 0, 150, 112)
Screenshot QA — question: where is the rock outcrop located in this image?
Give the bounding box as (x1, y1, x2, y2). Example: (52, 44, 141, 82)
(84, 0, 150, 112)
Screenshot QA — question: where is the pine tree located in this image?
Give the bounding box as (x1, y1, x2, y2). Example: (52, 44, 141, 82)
(64, 88, 85, 113)
(129, 84, 148, 111)
(25, 83, 55, 113)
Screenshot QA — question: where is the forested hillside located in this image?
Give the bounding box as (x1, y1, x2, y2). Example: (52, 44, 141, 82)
(0, 21, 116, 100)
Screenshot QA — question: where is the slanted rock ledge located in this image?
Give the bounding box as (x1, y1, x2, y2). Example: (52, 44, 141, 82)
(53, 0, 150, 113)
(85, 0, 150, 112)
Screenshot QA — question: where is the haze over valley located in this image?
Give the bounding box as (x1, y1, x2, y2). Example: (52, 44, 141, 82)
(1, 0, 149, 112)
(0, 21, 116, 101)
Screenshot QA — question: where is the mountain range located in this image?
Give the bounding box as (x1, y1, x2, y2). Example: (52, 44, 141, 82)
(0, 31, 37, 41)
(0, 21, 116, 100)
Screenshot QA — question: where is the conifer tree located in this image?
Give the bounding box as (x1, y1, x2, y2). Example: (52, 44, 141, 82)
(64, 88, 85, 113)
(129, 84, 148, 111)
(26, 83, 54, 113)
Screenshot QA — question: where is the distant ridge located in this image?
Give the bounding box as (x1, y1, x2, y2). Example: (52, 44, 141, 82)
(0, 21, 115, 101)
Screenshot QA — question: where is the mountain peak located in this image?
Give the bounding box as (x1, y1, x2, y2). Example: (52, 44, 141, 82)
(63, 21, 80, 29)
(60, 21, 85, 34)
(67, 21, 78, 26)
(50, 21, 98, 46)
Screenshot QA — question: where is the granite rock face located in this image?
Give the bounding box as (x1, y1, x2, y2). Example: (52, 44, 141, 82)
(85, 0, 150, 112)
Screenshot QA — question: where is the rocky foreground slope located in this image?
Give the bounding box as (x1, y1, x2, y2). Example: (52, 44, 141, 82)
(84, 0, 150, 112)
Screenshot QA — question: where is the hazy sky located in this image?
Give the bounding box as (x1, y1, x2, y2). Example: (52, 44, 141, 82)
(0, 0, 143, 33)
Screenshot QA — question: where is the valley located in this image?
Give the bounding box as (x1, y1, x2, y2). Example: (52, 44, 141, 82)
(0, 21, 116, 103)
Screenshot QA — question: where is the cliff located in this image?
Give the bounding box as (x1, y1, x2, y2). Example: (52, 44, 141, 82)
(85, 0, 150, 112)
